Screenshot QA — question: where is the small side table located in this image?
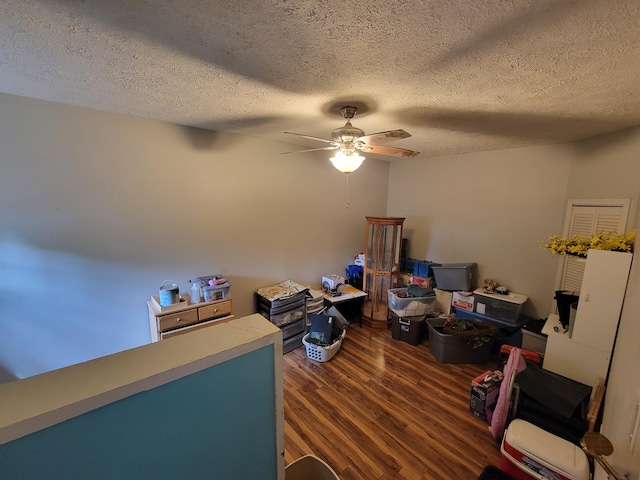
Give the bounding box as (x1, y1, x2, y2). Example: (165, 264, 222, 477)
(323, 285, 367, 327)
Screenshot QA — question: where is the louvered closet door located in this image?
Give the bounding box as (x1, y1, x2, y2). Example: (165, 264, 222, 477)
(559, 202, 629, 291)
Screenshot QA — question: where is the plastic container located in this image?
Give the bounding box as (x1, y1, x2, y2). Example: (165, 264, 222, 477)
(387, 288, 437, 316)
(454, 308, 523, 348)
(415, 260, 441, 277)
(302, 329, 346, 362)
(190, 280, 202, 304)
(280, 318, 305, 338)
(391, 314, 426, 345)
(426, 317, 493, 364)
(261, 305, 305, 328)
(202, 282, 231, 301)
(158, 280, 179, 307)
(432, 263, 478, 291)
(283, 332, 305, 354)
(500, 419, 589, 480)
(473, 289, 528, 323)
(257, 289, 307, 314)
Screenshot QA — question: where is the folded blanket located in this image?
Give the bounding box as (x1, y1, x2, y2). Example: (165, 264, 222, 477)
(407, 284, 435, 297)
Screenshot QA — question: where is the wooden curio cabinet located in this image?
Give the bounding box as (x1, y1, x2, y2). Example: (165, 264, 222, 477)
(362, 216, 405, 328)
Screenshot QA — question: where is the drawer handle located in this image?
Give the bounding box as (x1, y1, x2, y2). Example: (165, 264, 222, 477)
(213, 308, 218, 313)
(176, 317, 182, 323)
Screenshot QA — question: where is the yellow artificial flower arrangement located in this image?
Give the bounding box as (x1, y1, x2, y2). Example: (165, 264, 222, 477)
(539, 230, 636, 257)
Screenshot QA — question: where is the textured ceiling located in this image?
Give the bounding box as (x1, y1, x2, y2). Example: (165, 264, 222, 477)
(2, 1, 640, 159)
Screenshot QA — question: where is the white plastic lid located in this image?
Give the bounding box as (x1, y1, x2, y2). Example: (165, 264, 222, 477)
(473, 288, 528, 305)
(159, 280, 178, 292)
(502, 419, 589, 479)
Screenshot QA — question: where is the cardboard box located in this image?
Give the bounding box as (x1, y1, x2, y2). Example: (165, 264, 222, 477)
(452, 291, 475, 311)
(470, 370, 504, 421)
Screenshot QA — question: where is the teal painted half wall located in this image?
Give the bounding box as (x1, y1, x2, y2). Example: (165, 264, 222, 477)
(0, 345, 277, 479)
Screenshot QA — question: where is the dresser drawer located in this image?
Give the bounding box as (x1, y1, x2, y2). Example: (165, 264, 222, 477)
(199, 299, 232, 320)
(157, 308, 199, 332)
(281, 318, 305, 339)
(260, 304, 305, 327)
(161, 315, 235, 339)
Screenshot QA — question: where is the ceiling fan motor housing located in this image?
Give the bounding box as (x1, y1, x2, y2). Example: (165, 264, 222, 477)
(331, 122, 365, 148)
(341, 106, 358, 120)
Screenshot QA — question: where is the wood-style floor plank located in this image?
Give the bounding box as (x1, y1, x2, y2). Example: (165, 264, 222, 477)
(283, 324, 503, 480)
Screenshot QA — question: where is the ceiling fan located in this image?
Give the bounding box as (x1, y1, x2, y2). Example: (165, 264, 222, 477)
(283, 106, 419, 172)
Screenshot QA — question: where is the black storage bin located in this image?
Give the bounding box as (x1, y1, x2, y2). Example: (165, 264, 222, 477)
(391, 314, 426, 345)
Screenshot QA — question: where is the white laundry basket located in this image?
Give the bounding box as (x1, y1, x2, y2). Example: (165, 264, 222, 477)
(302, 329, 346, 362)
(285, 454, 340, 480)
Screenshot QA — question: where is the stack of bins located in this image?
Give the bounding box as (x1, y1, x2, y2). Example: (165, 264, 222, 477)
(256, 282, 308, 354)
(305, 289, 325, 330)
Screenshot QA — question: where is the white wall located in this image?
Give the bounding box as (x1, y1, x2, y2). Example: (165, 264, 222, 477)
(385, 126, 640, 479)
(2, 93, 640, 478)
(566, 128, 640, 480)
(387, 144, 574, 319)
(0, 92, 389, 381)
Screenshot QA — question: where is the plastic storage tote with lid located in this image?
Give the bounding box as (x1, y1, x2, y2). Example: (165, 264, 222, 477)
(473, 289, 528, 323)
(432, 263, 478, 291)
(500, 419, 589, 480)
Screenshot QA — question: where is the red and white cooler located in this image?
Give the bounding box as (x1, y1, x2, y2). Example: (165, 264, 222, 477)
(500, 419, 589, 480)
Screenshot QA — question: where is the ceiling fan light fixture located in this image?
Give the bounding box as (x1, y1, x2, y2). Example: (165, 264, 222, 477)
(330, 151, 365, 173)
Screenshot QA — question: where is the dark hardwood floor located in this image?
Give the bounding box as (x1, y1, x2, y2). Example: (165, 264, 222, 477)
(283, 323, 503, 480)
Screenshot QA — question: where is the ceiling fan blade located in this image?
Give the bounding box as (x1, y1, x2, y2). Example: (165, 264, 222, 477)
(281, 145, 339, 154)
(284, 131, 336, 144)
(360, 144, 420, 157)
(357, 129, 412, 145)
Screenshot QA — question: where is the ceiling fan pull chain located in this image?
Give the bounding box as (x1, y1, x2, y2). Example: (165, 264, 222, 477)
(345, 173, 350, 209)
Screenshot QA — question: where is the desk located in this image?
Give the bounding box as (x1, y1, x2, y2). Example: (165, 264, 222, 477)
(323, 285, 367, 327)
